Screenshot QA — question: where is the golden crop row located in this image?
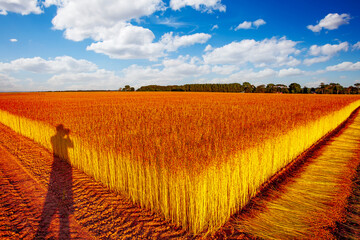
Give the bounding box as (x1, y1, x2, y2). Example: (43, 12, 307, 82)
(0, 92, 359, 234)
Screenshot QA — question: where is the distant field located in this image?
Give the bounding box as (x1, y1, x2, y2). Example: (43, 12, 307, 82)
(0, 92, 359, 234)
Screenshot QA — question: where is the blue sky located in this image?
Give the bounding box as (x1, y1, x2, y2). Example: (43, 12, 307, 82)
(0, 0, 359, 91)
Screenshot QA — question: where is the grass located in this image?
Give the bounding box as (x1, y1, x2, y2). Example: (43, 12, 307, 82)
(0, 92, 359, 234)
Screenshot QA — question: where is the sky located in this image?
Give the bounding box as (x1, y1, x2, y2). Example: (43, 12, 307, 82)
(0, 0, 360, 91)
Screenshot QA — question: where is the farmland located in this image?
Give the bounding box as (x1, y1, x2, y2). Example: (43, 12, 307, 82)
(0, 92, 360, 237)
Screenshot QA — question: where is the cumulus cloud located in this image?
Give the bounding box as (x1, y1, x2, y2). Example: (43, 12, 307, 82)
(235, 21, 252, 30)
(212, 65, 239, 75)
(123, 55, 211, 87)
(278, 68, 304, 77)
(309, 42, 349, 56)
(210, 68, 277, 84)
(160, 32, 211, 51)
(44, 1, 165, 42)
(0, 0, 42, 15)
(0, 56, 124, 91)
(307, 13, 351, 32)
(48, 69, 123, 90)
(253, 19, 266, 28)
(170, 0, 226, 12)
(326, 61, 360, 71)
(9, 38, 18, 42)
(303, 56, 331, 66)
(203, 37, 300, 67)
(0, 56, 98, 74)
(87, 28, 211, 60)
(303, 42, 349, 65)
(44, 1, 210, 60)
(0, 73, 20, 92)
(235, 19, 266, 30)
(204, 44, 213, 52)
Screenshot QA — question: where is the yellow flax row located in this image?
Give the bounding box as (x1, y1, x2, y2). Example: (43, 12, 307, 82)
(0, 98, 359, 234)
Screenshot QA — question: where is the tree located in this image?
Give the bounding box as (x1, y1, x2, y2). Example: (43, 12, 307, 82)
(302, 86, 309, 94)
(355, 83, 360, 90)
(255, 84, 266, 93)
(122, 85, 133, 91)
(275, 84, 289, 93)
(289, 83, 302, 93)
(266, 83, 276, 93)
(242, 82, 254, 93)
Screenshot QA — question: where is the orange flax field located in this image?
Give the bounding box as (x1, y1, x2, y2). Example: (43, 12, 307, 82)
(0, 92, 359, 172)
(0, 92, 360, 234)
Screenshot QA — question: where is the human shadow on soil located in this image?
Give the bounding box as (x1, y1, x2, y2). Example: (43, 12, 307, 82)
(35, 124, 74, 239)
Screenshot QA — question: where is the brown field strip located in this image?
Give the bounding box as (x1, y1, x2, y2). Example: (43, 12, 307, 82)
(231, 108, 360, 239)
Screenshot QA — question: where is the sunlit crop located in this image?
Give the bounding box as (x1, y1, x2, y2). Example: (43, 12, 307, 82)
(0, 92, 359, 234)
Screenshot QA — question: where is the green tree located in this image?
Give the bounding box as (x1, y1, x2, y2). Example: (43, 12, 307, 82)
(265, 83, 276, 93)
(242, 82, 254, 93)
(355, 83, 360, 93)
(289, 83, 302, 93)
(255, 84, 266, 93)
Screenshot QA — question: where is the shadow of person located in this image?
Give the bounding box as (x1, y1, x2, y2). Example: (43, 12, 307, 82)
(35, 124, 74, 239)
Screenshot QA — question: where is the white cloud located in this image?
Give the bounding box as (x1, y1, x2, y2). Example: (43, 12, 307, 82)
(87, 29, 211, 60)
(0, 56, 125, 91)
(253, 19, 266, 28)
(235, 19, 266, 30)
(235, 21, 252, 30)
(45, 1, 165, 42)
(9, 38, 18, 42)
(305, 79, 326, 88)
(326, 61, 360, 71)
(44, 1, 210, 60)
(204, 44, 213, 52)
(210, 68, 277, 84)
(161, 32, 211, 51)
(86, 24, 165, 60)
(0, 73, 20, 92)
(307, 13, 351, 32)
(170, 0, 226, 12)
(309, 42, 348, 56)
(123, 55, 211, 87)
(155, 17, 187, 28)
(0, 0, 42, 15)
(0, 56, 98, 74)
(278, 68, 304, 77)
(303, 56, 331, 66)
(203, 37, 300, 67)
(212, 65, 239, 75)
(48, 69, 123, 90)
(211, 24, 219, 31)
(304, 42, 349, 66)
(353, 41, 360, 50)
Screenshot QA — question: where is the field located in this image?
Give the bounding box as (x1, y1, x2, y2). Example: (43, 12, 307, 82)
(0, 92, 360, 236)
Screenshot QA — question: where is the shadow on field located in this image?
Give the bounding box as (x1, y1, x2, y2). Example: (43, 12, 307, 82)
(35, 124, 74, 239)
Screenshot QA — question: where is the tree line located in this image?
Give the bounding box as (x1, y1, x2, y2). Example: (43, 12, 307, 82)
(131, 82, 360, 94)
